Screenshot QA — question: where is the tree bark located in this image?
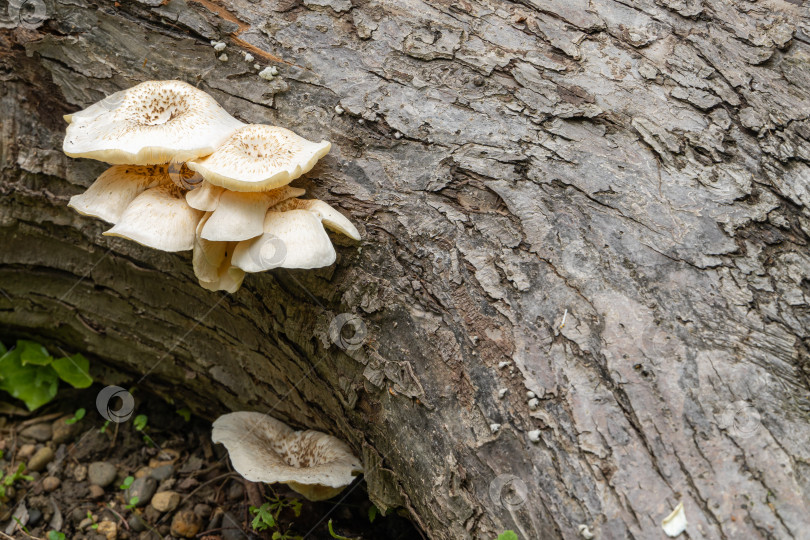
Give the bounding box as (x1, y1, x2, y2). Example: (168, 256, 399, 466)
(2, 0, 810, 538)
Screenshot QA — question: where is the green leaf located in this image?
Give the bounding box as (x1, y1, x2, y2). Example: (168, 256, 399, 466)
(0, 349, 59, 410)
(52, 354, 92, 388)
(176, 408, 191, 422)
(133, 414, 148, 431)
(18, 340, 53, 366)
(48, 531, 66, 540)
(368, 504, 378, 523)
(327, 520, 353, 540)
(497, 532, 519, 540)
(120, 476, 134, 490)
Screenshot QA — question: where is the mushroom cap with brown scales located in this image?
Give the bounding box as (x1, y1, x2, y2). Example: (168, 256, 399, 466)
(211, 412, 363, 502)
(186, 125, 331, 192)
(199, 185, 305, 242)
(68, 165, 172, 225)
(63, 80, 244, 165)
(103, 184, 204, 252)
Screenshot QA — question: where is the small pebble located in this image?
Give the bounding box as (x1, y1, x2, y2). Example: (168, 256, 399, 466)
(527, 391, 536, 399)
(89, 484, 105, 499)
(134, 466, 151, 479)
(498, 388, 508, 398)
(73, 463, 87, 482)
(528, 398, 540, 410)
(490, 423, 501, 434)
(218, 53, 228, 62)
(227, 481, 244, 501)
(18, 443, 36, 460)
(151, 490, 181, 512)
(150, 464, 173, 481)
(498, 361, 510, 368)
(88, 462, 117, 487)
(213, 41, 226, 52)
(193, 503, 212, 520)
(528, 430, 541, 443)
(51, 416, 76, 444)
(97, 520, 117, 540)
(394, 131, 402, 139)
(79, 517, 94, 530)
(128, 515, 146, 533)
(170, 510, 202, 538)
(126, 477, 157, 507)
(42, 476, 60, 492)
(28, 446, 54, 472)
(20, 423, 52, 442)
(28, 507, 42, 526)
(177, 477, 199, 491)
(334, 105, 344, 115)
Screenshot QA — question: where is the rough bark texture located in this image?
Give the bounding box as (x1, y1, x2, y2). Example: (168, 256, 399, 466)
(2, 0, 810, 538)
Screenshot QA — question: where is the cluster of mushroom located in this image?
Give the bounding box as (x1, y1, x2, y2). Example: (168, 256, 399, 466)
(63, 80, 360, 293)
(212, 412, 363, 501)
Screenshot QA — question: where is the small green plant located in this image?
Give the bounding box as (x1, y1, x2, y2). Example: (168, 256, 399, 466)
(65, 407, 86, 425)
(368, 504, 379, 523)
(0, 340, 92, 410)
(12, 515, 29, 534)
(133, 414, 148, 431)
(47, 531, 66, 540)
(497, 531, 518, 540)
(100, 420, 110, 433)
(87, 511, 99, 530)
(250, 496, 303, 533)
(125, 496, 139, 510)
(119, 476, 134, 490)
(176, 407, 191, 422)
(0, 463, 34, 497)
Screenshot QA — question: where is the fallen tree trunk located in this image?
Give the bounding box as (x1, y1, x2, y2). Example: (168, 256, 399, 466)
(2, 0, 809, 538)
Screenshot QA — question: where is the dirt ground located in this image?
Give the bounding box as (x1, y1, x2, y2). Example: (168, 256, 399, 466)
(0, 385, 419, 540)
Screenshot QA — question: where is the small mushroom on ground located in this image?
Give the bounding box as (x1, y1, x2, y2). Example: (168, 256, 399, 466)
(211, 412, 363, 501)
(199, 186, 305, 242)
(68, 165, 170, 224)
(187, 125, 331, 192)
(104, 184, 203, 251)
(63, 80, 244, 165)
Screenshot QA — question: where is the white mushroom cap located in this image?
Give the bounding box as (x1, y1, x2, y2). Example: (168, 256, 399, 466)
(103, 184, 204, 251)
(200, 186, 305, 242)
(185, 181, 225, 212)
(211, 412, 363, 501)
(193, 215, 245, 293)
(271, 198, 360, 241)
(68, 165, 170, 224)
(187, 125, 331, 192)
(63, 80, 244, 165)
(231, 210, 336, 272)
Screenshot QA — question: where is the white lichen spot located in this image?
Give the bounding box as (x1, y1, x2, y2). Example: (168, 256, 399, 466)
(578, 524, 595, 539)
(254, 63, 261, 70)
(498, 388, 508, 398)
(244, 53, 255, 62)
(259, 67, 275, 81)
(358, 118, 365, 124)
(528, 430, 541, 443)
(489, 423, 501, 434)
(269, 66, 279, 76)
(394, 132, 402, 139)
(528, 398, 539, 411)
(218, 54, 228, 62)
(213, 42, 226, 52)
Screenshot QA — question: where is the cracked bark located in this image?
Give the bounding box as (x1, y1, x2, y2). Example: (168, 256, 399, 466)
(2, 0, 809, 538)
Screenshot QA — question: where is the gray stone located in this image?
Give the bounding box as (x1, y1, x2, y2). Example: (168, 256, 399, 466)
(126, 477, 157, 507)
(27, 447, 54, 472)
(149, 464, 173, 481)
(20, 423, 52, 442)
(87, 462, 117, 488)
